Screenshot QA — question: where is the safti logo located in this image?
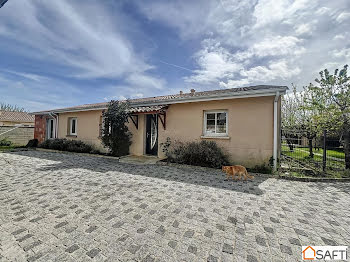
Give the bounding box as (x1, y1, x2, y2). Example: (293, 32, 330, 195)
(302, 246, 348, 260)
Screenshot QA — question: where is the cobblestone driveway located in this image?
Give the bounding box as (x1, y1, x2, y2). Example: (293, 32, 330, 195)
(0, 151, 349, 262)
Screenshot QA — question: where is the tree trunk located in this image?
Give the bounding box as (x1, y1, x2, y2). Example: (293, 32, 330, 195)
(344, 130, 350, 169)
(308, 138, 314, 158)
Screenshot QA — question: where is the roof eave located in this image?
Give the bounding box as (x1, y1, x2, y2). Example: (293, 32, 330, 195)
(32, 86, 288, 114)
(131, 87, 288, 107)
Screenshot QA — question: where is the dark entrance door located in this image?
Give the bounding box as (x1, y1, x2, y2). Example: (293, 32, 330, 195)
(146, 114, 158, 155)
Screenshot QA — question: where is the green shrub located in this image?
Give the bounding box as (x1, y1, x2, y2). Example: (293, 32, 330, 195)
(0, 138, 12, 146)
(342, 169, 350, 178)
(38, 138, 95, 154)
(165, 140, 230, 168)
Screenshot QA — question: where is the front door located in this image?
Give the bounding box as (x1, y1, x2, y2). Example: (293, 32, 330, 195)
(146, 114, 158, 155)
(46, 118, 55, 139)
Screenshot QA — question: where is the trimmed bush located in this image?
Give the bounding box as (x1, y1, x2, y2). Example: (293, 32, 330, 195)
(165, 140, 230, 168)
(38, 138, 95, 154)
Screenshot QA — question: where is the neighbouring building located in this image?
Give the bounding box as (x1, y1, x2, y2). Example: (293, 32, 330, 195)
(0, 111, 35, 146)
(32, 85, 287, 168)
(0, 111, 34, 126)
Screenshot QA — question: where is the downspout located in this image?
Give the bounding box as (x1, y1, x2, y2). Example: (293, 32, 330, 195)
(273, 91, 280, 171)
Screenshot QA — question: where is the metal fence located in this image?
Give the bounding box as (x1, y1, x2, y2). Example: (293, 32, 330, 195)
(280, 129, 345, 176)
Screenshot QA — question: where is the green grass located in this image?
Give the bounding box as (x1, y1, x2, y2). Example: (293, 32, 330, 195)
(0, 146, 15, 152)
(282, 145, 344, 159)
(281, 144, 346, 174)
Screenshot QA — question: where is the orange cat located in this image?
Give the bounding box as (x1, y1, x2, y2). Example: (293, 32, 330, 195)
(222, 165, 254, 180)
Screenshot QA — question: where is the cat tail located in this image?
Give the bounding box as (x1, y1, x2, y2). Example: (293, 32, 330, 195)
(245, 170, 254, 179)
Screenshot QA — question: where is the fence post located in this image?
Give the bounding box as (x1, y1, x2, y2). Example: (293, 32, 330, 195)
(323, 129, 327, 172)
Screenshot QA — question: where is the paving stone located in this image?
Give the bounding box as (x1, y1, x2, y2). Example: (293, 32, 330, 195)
(23, 240, 41, 251)
(321, 237, 337, 245)
(17, 234, 33, 242)
(65, 244, 80, 253)
(142, 254, 155, 262)
(255, 236, 268, 247)
(11, 228, 26, 235)
(207, 255, 218, 262)
(168, 241, 177, 249)
(289, 238, 301, 246)
(0, 151, 349, 262)
(187, 245, 197, 254)
(247, 254, 258, 262)
(280, 244, 293, 255)
(86, 248, 100, 258)
(86, 225, 98, 233)
(184, 230, 195, 238)
(54, 221, 68, 229)
(156, 225, 165, 235)
(264, 227, 274, 233)
(222, 243, 233, 254)
(128, 244, 141, 254)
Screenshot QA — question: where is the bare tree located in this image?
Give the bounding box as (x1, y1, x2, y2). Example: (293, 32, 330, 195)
(0, 103, 26, 112)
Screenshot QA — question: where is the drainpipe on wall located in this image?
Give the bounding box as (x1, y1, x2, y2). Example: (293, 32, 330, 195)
(273, 91, 280, 171)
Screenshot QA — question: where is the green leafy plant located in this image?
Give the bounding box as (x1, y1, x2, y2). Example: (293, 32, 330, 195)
(165, 140, 230, 168)
(0, 138, 12, 146)
(101, 100, 132, 157)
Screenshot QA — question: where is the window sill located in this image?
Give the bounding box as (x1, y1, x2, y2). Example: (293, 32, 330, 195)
(66, 135, 77, 138)
(200, 135, 230, 140)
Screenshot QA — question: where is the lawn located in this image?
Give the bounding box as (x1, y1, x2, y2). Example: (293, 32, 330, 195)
(0, 146, 15, 152)
(282, 145, 345, 160)
(281, 144, 346, 174)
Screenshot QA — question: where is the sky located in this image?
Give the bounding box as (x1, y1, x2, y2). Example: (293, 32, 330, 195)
(0, 0, 349, 112)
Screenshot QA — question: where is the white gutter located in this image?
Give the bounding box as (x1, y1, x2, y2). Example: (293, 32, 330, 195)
(273, 91, 280, 171)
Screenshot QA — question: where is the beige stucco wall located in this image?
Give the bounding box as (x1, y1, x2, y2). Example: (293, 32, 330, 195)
(128, 114, 146, 156)
(157, 96, 275, 167)
(57, 110, 106, 151)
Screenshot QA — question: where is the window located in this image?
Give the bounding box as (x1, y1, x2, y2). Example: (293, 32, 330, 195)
(69, 118, 77, 135)
(204, 111, 227, 136)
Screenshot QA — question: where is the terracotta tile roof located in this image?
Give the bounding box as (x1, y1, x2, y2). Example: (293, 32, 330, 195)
(0, 111, 35, 123)
(32, 85, 288, 114)
(130, 85, 286, 104)
(127, 105, 168, 113)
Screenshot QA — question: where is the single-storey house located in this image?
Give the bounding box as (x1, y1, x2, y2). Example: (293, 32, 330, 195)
(32, 85, 287, 168)
(0, 111, 35, 126)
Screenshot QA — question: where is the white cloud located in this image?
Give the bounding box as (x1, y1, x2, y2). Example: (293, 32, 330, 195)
(125, 73, 166, 90)
(0, 0, 162, 84)
(251, 36, 304, 57)
(137, 0, 350, 89)
(334, 34, 346, 40)
(184, 42, 241, 84)
(333, 48, 350, 60)
(336, 12, 350, 23)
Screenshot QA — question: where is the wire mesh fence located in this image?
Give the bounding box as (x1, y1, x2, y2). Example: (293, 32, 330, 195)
(281, 129, 346, 176)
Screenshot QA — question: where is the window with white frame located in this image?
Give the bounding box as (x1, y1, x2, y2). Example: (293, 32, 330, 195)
(204, 111, 227, 136)
(69, 117, 77, 135)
